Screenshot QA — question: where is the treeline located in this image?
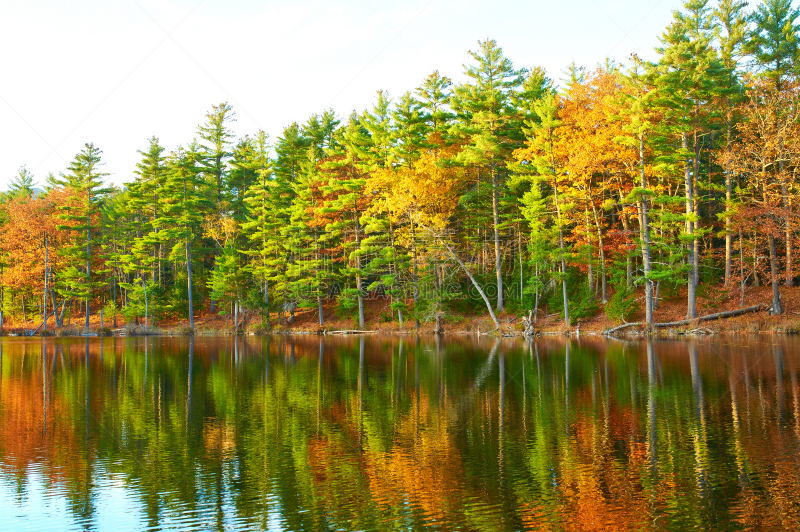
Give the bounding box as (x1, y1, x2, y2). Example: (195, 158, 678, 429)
(2, 0, 799, 331)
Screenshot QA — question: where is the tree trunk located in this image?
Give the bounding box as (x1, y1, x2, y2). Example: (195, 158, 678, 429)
(584, 208, 594, 295)
(590, 203, 607, 304)
(186, 239, 194, 329)
(554, 184, 570, 326)
(684, 133, 697, 319)
(692, 127, 700, 289)
(43, 237, 49, 332)
(724, 105, 733, 286)
(739, 228, 745, 307)
(411, 221, 420, 329)
(492, 171, 504, 312)
(638, 134, 653, 326)
(435, 235, 500, 329)
(355, 215, 365, 330)
(605, 303, 767, 335)
(264, 279, 270, 331)
(768, 233, 783, 314)
(86, 223, 91, 330)
(783, 184, 793, 287)
(51, 289, 60, 327)
(518, 224, 524, 309)
(619, 203, 633, 291)
(533, 262, 540, 323)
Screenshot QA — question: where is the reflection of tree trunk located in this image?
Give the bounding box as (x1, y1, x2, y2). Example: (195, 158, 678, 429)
(318, 338, 323, 432)
(689, 342, 708, 496)
(358, 337, 365, 450)
(565, 342, 570, 435)
(186, 337, 194, 430)
(415, 337, 420, 434)
(791, 360, 800, 442)
(646, 340, 657, 474)
(774, 345, 785, 425)
(499, 351, 505, 444)
(535, 342, 542, 402)
(42, 344, 47, 434)
(498, 350, 506, 495)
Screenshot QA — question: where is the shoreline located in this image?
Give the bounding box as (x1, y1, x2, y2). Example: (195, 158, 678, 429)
(4, 285, 800, 339)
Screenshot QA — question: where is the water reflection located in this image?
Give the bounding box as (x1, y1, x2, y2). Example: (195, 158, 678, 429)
(2, 336, 800, 530)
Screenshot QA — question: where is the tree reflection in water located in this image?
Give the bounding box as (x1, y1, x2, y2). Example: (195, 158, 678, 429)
(1, 335, 800, 530)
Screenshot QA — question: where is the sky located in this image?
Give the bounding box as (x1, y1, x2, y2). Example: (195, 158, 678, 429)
(0, 0, 685, 191)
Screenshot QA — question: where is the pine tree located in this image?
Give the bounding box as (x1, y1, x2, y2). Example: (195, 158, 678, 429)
(617, 58, 659, 326)
(273, 122, 311, 322)
(653, 0, 731, 318)
(515, 92, 571, 325)
(285, 113, 339, 327)
(751, 0, 800, 91)
(8, 166, 35, 199)
(130, 137, 167, 288)
(159, 142, 213, 329)
(243, 132, 281, 330)
(450, 39, 524, 313)
(197, 102, 235, 208)
(55, 143, 110, 329)
(320, 113, 371, 328)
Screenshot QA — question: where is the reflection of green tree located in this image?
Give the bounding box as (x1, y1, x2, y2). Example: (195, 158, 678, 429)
(2, 337, 800, 530)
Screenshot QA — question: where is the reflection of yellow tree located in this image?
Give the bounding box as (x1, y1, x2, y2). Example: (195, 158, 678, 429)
(360, 390, 468, 525)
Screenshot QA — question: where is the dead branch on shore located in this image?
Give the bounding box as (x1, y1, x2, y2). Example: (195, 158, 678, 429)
(604, 303, 768, 336)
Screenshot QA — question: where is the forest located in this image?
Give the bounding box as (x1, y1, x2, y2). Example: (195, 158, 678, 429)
(1, 0, 799, 333)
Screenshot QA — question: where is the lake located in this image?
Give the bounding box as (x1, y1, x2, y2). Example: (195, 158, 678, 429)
(1, 335, 799, 531)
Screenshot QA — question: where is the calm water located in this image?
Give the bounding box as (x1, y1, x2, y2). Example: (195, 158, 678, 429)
(1, 335, 800, 531)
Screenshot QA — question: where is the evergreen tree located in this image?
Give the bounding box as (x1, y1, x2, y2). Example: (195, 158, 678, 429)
(159, 142, 213, 329)
(653, 0, 731, 318)
(197, 102, 235, 208)
(321, 114, 371, 328)
(450, 39, 524, 313)
(8, 166, 35, 198)
(243, 133, 281, 330)
(55, 143, 110, 329)
(750, 0, 800, 90)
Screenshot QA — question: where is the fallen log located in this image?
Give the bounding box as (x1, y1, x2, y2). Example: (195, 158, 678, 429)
(325, 329, 376, 335)
(604, 303, 768, 336)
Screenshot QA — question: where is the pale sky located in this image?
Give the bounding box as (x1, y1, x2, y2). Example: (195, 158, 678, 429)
(0, 0, 684, 190)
